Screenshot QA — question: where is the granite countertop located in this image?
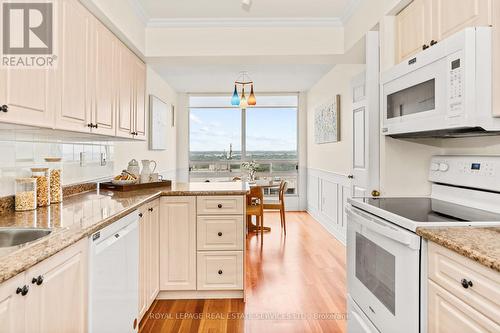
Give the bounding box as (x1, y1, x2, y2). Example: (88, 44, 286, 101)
(0, 182, 249, 284)
(417, 227, 500, 272)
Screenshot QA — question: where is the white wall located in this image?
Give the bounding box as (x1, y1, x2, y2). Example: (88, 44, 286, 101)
(305, 64, 365, 243)
(114, 66, 178, 180)
(306, 64, 365, 174)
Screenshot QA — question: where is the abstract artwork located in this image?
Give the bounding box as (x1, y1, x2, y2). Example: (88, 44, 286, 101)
(314, 94, 341, 144)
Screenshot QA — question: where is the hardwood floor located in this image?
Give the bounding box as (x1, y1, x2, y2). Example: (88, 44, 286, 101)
(140, 212, 347, 333)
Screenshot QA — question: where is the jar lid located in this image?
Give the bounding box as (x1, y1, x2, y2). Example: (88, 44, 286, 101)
(16, 177, 36, 183)
(44, 157, 62, 162)
(31, 167, 49, 172)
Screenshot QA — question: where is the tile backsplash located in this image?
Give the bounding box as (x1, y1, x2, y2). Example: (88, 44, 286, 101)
(0, 140, 114, 197)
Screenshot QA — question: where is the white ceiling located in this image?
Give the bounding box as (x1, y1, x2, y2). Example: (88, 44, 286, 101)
(136, 0, 357, 20)
(148, 40, 365, 92)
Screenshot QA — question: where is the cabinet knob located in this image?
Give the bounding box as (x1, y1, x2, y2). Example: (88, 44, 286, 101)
(422, 44, 429, 50)
(87, 123, 93, 128)
(148, 207, 153, 212)
(217, 204, 223, 209)
(430, 39, 438, 46)
(31, 275, 44, 286)
(218, 232, 223, 237)
(0, 105, 8, 113)
(218, 270, 223, 275)
(371, 190, 380, 197)
(347, 175, 354, 179)
(93, 124, 98, 129)
(138, 213, 143, 218)
(461, 278, 473, 289)
(16, 285, 29, 296)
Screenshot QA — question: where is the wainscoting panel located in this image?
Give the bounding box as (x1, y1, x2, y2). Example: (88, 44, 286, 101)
(307, 168, 351, 245)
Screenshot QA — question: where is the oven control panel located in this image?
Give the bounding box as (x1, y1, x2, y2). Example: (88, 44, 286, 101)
(429, 155, 500, 192)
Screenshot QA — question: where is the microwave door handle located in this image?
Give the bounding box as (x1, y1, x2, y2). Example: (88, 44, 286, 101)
(347, 208, 419, 249)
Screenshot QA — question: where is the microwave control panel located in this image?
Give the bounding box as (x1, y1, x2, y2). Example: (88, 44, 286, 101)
(447, 53, 464, 117)
(429, 155, 499, 192)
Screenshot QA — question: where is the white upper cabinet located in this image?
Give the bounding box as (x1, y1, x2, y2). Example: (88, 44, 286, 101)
(395, 0, 492, 63)
(133, 58, 147, 141)
(431, 0, 492, 42)
(0, 0, 146, 140)
(116, 44, 135, 139)
(55, 0, 92, 133)
(91, 18, 117, 136)
(396, 0, 430, 62)
(0, 68, 56, 128)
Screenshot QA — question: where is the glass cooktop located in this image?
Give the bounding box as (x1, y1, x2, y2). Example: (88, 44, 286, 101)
(361, 197, 500, 223)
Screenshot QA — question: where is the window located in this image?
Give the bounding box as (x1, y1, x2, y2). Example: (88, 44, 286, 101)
(189, 94, 298, 195)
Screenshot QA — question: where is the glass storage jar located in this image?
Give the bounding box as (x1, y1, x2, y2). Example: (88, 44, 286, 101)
(31, 167, 50, 207)
(45, 157, 63, 203)
(15, 178, 37, 211)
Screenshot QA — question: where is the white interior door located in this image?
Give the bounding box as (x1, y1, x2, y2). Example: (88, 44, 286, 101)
(351, 31, 380, 198)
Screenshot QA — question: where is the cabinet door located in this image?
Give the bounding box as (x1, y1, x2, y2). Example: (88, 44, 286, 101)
(133, 58, 147, 141)
(25, 239, 87, 333)
(432, 0, 492, 41)
(91, 19, 116, 136)
(0, 274, 26, 333)
(159, 196, 197, 291)
(55, 0, 91, 133)
(138, 205, 148, 320)
(0, 67, 55, 128)
(395, 0, 430, 62)
(428, 280, 499, 333)
(116, 43, 134, 139)
(148, 200, 160, 305)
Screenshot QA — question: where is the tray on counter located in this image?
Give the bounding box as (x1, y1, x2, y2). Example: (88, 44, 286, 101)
(100, 179, 172, 192)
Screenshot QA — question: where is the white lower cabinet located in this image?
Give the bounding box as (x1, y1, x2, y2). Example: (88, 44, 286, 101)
(0, 239, 87, 333)
(158, 195, 245, 297)
(427, 242, 500, 332)
(159, 196, 197, 291)
(138, 199, 160, 321)
(197, 251, 243, 290)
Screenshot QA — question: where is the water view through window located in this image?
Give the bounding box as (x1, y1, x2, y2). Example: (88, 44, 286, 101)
(189, 95, 299, 195)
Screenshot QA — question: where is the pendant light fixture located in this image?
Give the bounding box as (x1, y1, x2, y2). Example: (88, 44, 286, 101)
(231, 71, 256, 109)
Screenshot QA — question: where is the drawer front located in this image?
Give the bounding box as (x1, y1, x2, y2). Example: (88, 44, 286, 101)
(197, 251, 243, 290)
(197, 196, 244, 215)
(428, 242, 500, 324)
(428, 280, 499, 333)
(197, 216, 244, 251)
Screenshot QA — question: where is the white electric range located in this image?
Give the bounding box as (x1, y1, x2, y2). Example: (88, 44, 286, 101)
(346, 155, 500, 333)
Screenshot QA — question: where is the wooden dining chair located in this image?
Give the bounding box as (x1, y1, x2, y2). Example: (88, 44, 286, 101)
(263, 181, 288, 235)
(246, 186, 264, 244)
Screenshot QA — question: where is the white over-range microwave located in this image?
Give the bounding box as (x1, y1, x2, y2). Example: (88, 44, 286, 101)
(381, 27, 500, 138)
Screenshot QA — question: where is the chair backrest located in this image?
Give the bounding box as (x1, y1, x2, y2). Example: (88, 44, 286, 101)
(279, 181, 288, 202)
(247, 186, 264, 205)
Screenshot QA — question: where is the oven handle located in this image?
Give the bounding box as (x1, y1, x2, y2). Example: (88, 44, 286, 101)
(347, 207, 420, 250)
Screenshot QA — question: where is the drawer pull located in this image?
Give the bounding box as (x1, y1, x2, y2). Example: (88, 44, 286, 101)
(16, 285, 29, 296)
(218, 269, 223, 275)
(217, 204, 223, 209)
(461, 278, 473, 289)
(218, 232, 223, 237)
(31, 275, 44, 286)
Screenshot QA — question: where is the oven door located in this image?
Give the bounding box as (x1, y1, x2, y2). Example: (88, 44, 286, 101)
(346, 206, 421, 333)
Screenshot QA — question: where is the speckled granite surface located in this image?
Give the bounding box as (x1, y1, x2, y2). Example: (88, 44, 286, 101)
(0, 182, 249, 283)
(417, 227, 500, 272)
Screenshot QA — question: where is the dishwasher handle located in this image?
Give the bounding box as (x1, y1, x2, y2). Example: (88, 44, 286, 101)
(94, 221, 137, 255)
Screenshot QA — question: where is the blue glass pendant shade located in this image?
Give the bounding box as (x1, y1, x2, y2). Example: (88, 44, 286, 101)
(231, 85, 240, 105)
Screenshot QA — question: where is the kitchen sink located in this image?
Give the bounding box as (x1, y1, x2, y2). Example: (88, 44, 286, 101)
(0, 228, 52, 248)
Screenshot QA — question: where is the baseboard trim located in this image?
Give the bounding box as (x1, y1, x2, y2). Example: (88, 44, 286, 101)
(157, 290, 244, 300)
(307, 206, 346, 245)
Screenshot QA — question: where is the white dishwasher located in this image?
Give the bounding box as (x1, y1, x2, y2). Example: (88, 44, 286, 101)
(89, 211, 139, 333)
